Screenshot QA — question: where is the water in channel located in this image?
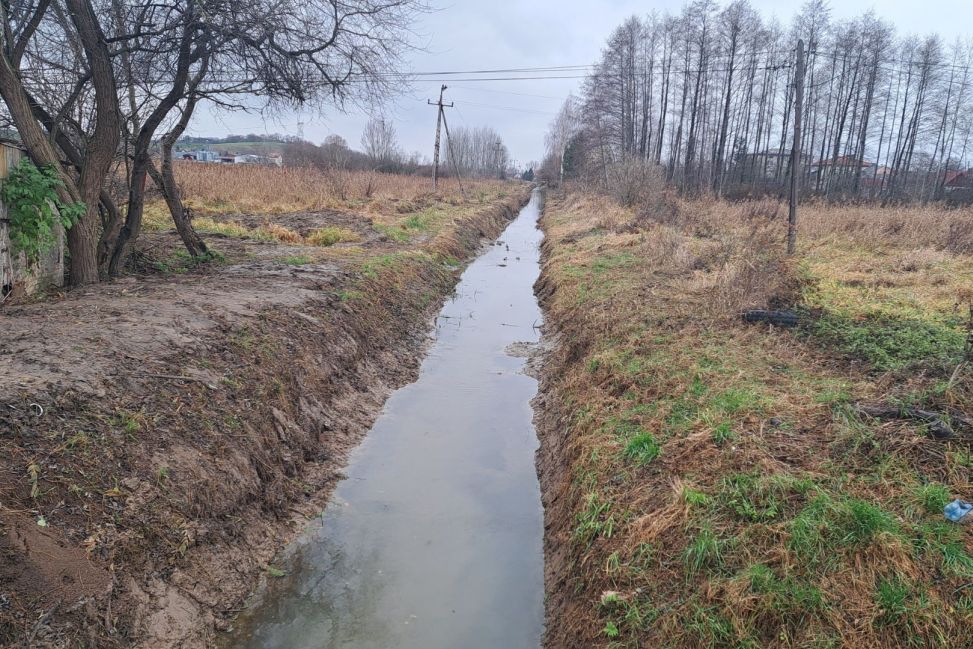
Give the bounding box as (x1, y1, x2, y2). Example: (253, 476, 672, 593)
(227, 188, 546, 649)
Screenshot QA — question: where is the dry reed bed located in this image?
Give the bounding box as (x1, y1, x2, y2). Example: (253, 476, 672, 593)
(538, 189, 973, 648)
(136, 165, 518, 271)
(172, 161, 507, 217)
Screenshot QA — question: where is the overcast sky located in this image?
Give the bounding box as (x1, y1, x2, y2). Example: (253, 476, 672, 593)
(186, 1, 973, 167)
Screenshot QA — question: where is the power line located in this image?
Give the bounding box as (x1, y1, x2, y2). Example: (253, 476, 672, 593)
(451, 99, 556, 116)
(451, 85, 564, 100)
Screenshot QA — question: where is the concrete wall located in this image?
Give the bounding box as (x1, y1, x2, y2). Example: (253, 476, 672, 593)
(0, 142, 65, 302)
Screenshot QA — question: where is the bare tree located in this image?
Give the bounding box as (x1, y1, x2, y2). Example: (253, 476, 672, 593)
(445, 125, 509, 178)
(558, 1, 973, 205)
(0, 0, 425, 284)
(361, 116, 400, 167)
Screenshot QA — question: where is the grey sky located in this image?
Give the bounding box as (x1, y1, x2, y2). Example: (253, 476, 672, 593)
(187, 1, 973, 167)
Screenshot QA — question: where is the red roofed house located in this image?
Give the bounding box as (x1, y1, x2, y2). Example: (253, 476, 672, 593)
(944, 169, 973, 193)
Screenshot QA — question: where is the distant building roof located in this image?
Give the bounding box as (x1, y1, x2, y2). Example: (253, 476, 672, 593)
(945, 170, 973, 187)
(814, 155, 871, 168)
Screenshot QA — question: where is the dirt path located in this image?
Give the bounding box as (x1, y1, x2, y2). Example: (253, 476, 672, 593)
(0, 189, 529, 647)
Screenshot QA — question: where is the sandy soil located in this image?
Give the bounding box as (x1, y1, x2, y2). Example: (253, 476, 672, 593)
(0, 191, 528, 647)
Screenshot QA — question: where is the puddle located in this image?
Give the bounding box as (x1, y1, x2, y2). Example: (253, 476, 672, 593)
(225, 189, 546, 648)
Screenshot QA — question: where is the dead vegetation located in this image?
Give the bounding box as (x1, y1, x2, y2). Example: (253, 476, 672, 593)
(132, 164, 513, 270)
(167, 161, 505, 217)
(536, 187, 973, 648)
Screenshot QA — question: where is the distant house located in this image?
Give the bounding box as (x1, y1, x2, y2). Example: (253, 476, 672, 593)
(811, 155, 872, 176)
(860, 164, 892, 188)
(732, 151, 811, 185)
(944, 169, 973, 192)
(175, 149, 220, 162)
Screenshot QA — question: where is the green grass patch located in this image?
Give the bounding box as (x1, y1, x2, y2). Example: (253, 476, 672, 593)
(745, 564, 824, 615)
(788, 493, 901, 567)
(838, 498, 899, 545)
(574, 491, 617, 545)
(359, 251, 425, 279)
(681, 600, 739, 647)
(711, 422, 735, 446)
(912, 483, 950, 515)
(306, 226, 360, 246)
(194, 217, 271, 240)
(808, 310, 964, 372)
(337, 289, 364, 302)
(591, 251, 636, 274)
(683, 527, 725, 577)
(719, 472, 817, 523)
(623, 431, 660, 465)
(682, 487, 712, 508)
(281, 255, 311, 265)
(708, 387, 763, 414)
(914, 521, 973, 577)
(374, 223, 411, 242)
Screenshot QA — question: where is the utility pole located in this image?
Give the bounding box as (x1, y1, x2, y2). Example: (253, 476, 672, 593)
(787, 39, 806, 256)
(494, 140, 504, 180)
(428, 85, 453, 191)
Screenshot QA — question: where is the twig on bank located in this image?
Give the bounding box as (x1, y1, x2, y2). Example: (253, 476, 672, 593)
(854, 403, 973, 440)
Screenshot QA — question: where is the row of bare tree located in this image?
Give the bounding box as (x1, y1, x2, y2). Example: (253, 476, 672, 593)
(0, 0, 422, 285)
(543, 0, 973, 204)
(445, 125, 510, 179)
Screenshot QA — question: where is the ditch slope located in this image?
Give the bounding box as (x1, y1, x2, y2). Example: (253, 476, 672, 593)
(0, 188, 530, 647)
(533, 189, 973, 648)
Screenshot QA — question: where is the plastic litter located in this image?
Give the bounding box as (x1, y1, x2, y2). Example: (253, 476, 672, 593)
(944, 499, 973, 523)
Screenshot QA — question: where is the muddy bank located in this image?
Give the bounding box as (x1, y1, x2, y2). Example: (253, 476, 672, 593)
(0, 189, 529, 648)
(531, 224, 587, 649)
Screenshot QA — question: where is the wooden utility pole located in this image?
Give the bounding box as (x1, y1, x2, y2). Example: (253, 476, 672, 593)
(494, 140, 504, 179)
(428, 85, 453, 191)
(787, 39, 806, 256)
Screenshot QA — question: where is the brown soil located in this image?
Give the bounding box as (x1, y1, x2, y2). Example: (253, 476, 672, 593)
(532, 263, 584, 649)
(0, 190, 529, 647)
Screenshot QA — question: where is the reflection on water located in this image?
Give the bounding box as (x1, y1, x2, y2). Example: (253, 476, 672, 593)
(226, 189, 546, 649)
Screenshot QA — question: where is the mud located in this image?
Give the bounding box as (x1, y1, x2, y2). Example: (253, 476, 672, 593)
(531, 209, 590, 649)
(0, 189, 530, 647)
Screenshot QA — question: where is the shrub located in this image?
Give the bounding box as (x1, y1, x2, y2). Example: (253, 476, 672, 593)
(2, 159, 85, 263)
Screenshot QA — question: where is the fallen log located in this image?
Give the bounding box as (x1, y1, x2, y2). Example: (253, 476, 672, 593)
(854, 404, 973, 440)
(742, 309, 801, 327)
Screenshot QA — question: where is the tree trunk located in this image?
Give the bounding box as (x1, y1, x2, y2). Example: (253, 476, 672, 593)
(713, 29, 737, 194)
(64, 0, 121, 282)
(155, 96, 208, 258)
(107, 15, 195, 276)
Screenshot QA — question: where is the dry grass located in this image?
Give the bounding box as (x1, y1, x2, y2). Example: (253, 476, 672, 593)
(541, 188, 973, 648)
(140, 164, 515, 256)
(136, 165, 519, 278)
(170, 161, 508, 216)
